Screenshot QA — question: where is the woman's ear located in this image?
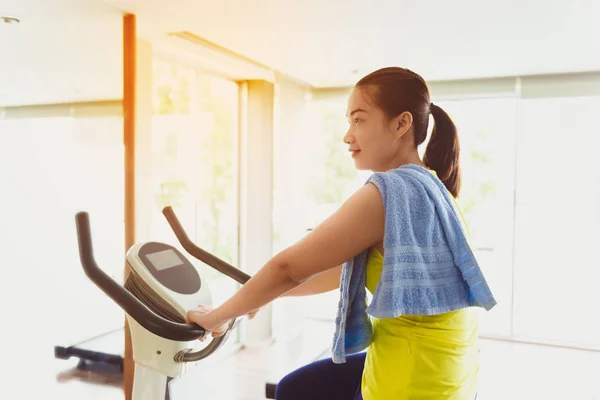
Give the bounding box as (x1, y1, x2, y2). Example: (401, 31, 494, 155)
(393, 111, 413, 140)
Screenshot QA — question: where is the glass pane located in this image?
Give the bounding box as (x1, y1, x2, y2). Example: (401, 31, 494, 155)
(513, 95, 600, 347)
(273, 95, 371, 330)
(149, 57, 240, 311)
(0, 115, 124, 352)
(1, 3, 125, 396)
(435, 98, 518, 338)
(274, 94, 519, 339)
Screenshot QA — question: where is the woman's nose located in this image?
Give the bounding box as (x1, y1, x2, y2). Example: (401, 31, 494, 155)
(343, 130, 354, 144)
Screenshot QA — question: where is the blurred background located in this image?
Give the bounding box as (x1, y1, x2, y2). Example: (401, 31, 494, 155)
(0, 0, 598, 399)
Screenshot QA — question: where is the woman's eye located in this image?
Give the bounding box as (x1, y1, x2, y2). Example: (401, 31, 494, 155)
(354, 118, 360, 124)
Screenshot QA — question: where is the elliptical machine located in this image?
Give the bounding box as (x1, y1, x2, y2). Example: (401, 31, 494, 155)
(75, 206, 250, 400)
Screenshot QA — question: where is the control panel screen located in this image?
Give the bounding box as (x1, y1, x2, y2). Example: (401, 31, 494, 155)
(146, 249, 184, 271)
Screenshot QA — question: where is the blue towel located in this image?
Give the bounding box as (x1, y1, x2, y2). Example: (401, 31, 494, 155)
(331, 164, 497, 364)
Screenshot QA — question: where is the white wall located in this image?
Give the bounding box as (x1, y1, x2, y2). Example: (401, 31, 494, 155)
(0, 0, 123, 107)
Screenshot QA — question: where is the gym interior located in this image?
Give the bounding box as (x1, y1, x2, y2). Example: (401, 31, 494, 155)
(1, 0, 599, 399)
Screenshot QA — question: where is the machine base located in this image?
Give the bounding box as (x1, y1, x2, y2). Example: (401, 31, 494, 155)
(133, 363, 174, 400)
(54, 328, 124, 375)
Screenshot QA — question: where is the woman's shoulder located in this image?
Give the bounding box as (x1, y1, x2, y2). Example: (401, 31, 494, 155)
(366, 165, 437, 207)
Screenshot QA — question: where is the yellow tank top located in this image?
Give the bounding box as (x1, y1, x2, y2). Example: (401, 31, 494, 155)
(361, 175, 480, 400)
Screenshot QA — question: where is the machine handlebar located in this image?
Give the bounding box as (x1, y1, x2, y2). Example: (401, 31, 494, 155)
(162, 206, 251, 285)
(75, 211, 207, 342)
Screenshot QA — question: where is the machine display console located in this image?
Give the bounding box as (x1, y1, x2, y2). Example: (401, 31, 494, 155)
(146, 249, 184, 272)
(135, 242, 201, 295)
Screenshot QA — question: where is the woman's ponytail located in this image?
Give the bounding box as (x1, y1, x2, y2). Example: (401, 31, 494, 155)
(424, 103, 461, 198)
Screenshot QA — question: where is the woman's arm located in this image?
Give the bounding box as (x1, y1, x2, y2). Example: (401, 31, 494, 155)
(187, 183, 385, 332)
(281, 264, 342, 297)
(203, 265, 342, 331)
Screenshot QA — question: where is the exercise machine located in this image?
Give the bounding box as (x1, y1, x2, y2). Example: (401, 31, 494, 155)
(74, 206, 250, 400)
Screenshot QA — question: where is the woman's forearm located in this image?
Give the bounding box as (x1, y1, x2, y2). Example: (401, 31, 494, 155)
(211, 257, 300, 323)
(281, 265, 342, 297)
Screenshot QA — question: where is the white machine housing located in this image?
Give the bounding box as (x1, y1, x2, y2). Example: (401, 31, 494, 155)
(125, 241, 214, 399)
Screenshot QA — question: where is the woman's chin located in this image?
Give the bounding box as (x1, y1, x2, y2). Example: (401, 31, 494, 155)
(353, 160, 369, 171)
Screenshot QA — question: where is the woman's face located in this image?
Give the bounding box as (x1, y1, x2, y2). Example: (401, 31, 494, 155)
(343, 87, 409, 172)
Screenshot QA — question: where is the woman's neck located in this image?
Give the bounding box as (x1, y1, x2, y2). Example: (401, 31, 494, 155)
(378, 152, 426, 172)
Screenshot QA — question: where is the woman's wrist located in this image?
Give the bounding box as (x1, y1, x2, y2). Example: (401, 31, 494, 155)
(210, 302, 240, 327)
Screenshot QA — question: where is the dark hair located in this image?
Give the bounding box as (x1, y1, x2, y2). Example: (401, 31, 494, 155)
(356, 67, 461, 198)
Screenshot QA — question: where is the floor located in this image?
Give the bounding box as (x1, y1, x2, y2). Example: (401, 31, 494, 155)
(45, 323, 600, 400)
(476, 340, 600, 400)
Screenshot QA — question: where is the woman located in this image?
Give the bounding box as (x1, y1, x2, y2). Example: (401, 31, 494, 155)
(187, 67, 496, 400)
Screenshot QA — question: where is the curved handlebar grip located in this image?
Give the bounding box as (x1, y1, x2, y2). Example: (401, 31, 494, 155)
(75, 211, 206, 342)
(175, 318, 240, 363)
(162, 206, 251, 285)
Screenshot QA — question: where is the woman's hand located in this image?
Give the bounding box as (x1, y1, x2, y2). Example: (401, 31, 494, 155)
(186, 305, 260, 341)
(186, 305, 230, 341)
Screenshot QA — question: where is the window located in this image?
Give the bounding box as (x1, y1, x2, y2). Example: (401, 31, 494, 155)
(273, 94, 520, 334)
(0, 114, 124, 350)
(149, 57, 240, 310)
(512, 94, 600, 347)
(272, 75, 600, 352)
(272, 93, 370, 332)
(433, 98, 519, 338)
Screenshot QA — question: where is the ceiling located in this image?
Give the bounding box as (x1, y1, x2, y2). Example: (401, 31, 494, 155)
(1, 0, 599, 106)
(97, 0, 600, 87)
